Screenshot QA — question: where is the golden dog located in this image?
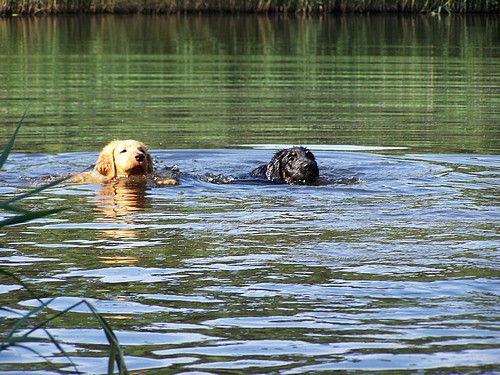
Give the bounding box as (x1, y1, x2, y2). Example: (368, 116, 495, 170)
(95, 139, 153, 179)
(72, 139, 176, 185)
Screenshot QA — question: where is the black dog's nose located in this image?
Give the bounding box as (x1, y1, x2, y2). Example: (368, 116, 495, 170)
(135, 153, 145, 162)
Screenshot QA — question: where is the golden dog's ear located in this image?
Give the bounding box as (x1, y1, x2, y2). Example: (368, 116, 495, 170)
(146, 152, 154, 174)
(94, 141, 118, 179)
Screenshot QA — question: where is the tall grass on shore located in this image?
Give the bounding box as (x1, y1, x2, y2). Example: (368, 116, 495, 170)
(0, 0, 498, 15)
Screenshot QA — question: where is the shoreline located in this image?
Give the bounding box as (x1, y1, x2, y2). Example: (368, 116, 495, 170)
(1, 1, 499, 16)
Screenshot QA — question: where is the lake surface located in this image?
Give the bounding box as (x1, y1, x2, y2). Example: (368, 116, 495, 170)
(1, 14, 500, 375)
(1, 14, 499, 154)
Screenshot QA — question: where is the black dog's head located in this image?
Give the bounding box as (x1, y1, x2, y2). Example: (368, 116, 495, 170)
(266, 147, 319, 184)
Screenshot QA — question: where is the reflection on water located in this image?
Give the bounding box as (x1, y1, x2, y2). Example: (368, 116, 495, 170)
(1, 14, 499, 153)
(95, 178, 150, 239)
(96, 178, 150, 218)
(0, 149, 499, 373)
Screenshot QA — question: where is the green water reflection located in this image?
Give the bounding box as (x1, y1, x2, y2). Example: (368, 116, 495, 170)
(1, 14, 499, 153)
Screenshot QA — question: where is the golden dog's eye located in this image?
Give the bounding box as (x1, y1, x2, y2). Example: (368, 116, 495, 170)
(120, 149, 127, 153)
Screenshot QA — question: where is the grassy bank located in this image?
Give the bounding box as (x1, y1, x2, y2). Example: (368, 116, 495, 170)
(1, 0, 499, 15)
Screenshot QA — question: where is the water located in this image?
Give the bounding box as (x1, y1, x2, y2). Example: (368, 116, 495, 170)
(1, 14, 500, 375)
(1, 14, 499, 153)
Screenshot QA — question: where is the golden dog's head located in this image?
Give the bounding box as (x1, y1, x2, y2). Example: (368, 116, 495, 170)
(94, 139, 153, 179)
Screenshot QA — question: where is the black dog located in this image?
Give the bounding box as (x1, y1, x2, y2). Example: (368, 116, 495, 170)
(250, 147, 319, 185)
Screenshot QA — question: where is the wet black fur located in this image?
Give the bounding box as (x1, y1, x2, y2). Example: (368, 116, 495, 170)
(250, 147, 319, 185)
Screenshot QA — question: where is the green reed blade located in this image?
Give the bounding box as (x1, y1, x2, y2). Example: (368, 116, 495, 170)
(27, 299, 127, 374)
(1, 303, 79, 373)
(3, 298, 56, 341)
(0, 109, 27, 170)
(0, 271, 113, 373)
(0, 203, 30, 214)
(1, 176, 69, 206)
(83, 300, 128, 374)
(0, 207, 66, 228)
(3, 342, 46, 358)
(0, 269, 42, 300)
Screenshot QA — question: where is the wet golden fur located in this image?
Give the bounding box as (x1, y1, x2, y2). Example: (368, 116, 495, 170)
(94, 139, 153, 179)
(72, 140, 176, 185)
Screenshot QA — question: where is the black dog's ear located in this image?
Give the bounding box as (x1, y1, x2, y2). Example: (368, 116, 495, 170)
(266, 149, 287, 180)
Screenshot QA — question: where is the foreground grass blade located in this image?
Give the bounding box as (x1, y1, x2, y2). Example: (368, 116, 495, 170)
(0, 269, 41, 300)
(85, 301, 128, 374)
(0, 297, 79, 373)
(0, 110, 27, 170)
(1, 176, 69, 206)
(0, 270, 126, 373)
(0, 177, 68, 227)
(3, 299, 55, 343)
(0, 111, 68, 227)
(0, 207, 66, 227)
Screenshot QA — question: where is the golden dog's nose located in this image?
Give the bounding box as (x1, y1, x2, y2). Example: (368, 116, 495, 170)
(135, 153, 145, 162)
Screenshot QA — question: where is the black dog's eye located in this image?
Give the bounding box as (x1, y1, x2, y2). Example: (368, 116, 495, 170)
(288, 152, 297, 161)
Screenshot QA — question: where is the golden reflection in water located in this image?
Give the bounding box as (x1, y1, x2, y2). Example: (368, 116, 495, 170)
(94, 177, 150, 239)
(98, 256, 140, 264)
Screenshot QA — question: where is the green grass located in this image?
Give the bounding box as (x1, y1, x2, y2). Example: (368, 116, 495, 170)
(0, 0, 498, 15)
(0, 111, 67, 228)
(0, 269, 128, 374)
(0, 113, 128, 374)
